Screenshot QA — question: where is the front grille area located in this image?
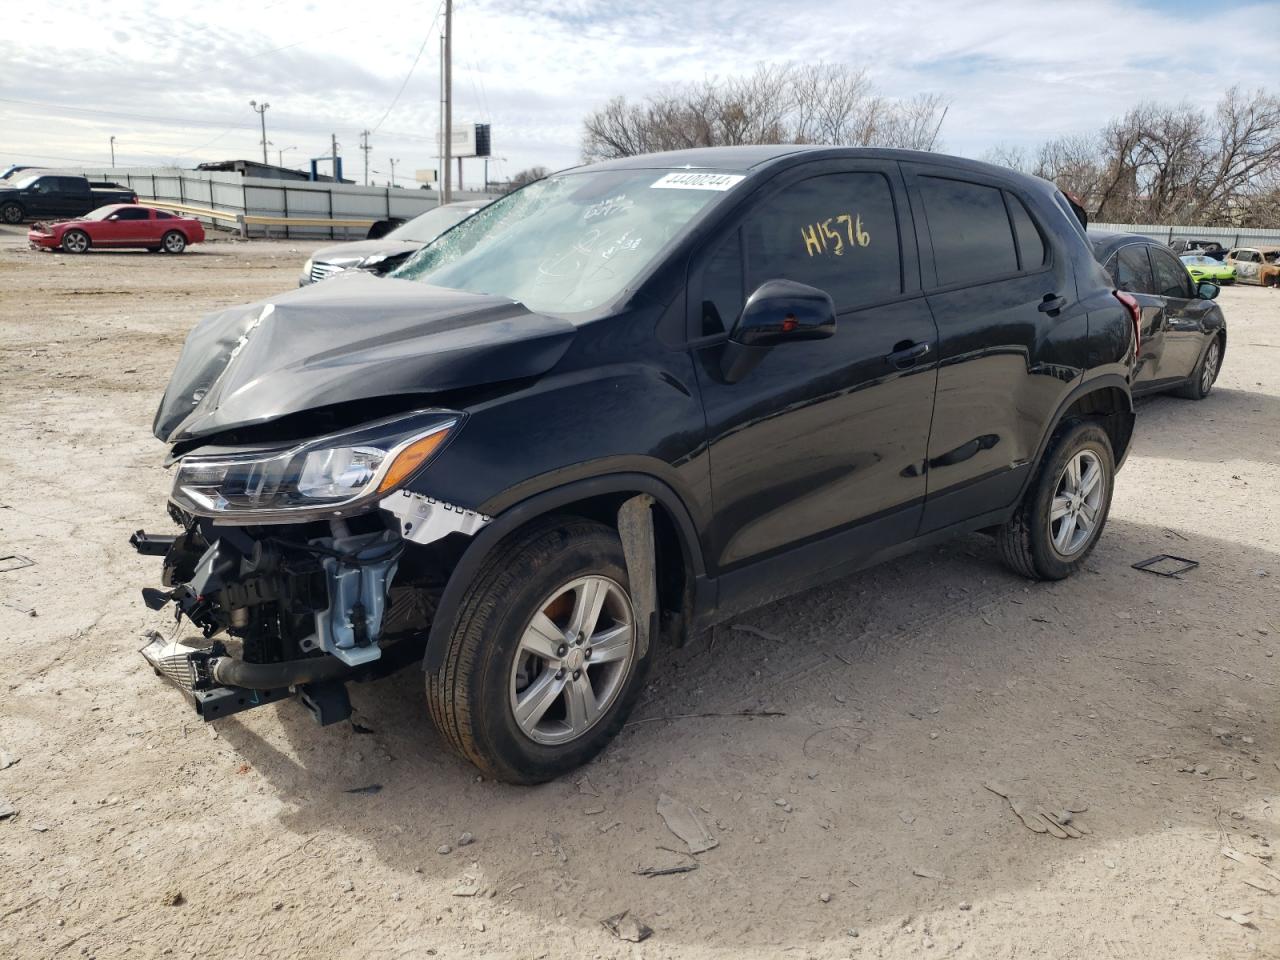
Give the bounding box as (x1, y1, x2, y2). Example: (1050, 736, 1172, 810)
(309, 260, 345, 283)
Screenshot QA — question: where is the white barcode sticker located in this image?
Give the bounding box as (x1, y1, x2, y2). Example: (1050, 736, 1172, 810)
(650, 172, 745, 191)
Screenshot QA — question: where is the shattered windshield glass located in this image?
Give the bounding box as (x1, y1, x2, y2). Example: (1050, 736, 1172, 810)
(392, 169, 744, 315)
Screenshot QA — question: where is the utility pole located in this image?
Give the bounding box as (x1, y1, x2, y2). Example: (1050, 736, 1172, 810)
(249, 100, 270, 165)
(359, 130, 372, 186)
(442, 0, 452, 204)
(109, 135, 116, 168)
(389, 158, 400, 187)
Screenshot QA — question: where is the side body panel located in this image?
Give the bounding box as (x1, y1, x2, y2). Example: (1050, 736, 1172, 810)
(686, 159, 939, 581)
(900, 162, 1092, 532)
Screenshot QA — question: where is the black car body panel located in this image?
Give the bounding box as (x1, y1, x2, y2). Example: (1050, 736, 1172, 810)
(1090, 232, 1226, 396)
(135, 145, 1137, 734)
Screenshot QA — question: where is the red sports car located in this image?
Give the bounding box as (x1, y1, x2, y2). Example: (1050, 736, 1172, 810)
(28, 204, 205, 254)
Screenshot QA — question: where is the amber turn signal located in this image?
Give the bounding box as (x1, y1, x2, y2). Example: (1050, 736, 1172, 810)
(376, 428, 452, 493)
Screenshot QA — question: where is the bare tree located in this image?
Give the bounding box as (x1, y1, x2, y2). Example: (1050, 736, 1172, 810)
(1012, 87, 1280, 225)
(581, 64, 950, 162)
(504, 166, 550, 193)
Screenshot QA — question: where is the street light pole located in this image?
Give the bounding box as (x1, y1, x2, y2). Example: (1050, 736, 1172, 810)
(277, 146, 296, 167)
(442, 0, 452, 204)
(249, 100, 271, 165)
(109, 135, 116, 167)
(389, 158, 400, 187)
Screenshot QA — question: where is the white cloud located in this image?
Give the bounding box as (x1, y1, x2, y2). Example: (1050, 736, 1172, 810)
(1, 0, 1276, 180)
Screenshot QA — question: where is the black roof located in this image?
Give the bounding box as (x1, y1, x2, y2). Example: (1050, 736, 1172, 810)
(1087, 230, 1164, 256)
(578, 145, 1056, 192)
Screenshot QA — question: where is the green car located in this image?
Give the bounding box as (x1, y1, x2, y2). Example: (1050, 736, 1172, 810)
(1180, 254, 1236, 284)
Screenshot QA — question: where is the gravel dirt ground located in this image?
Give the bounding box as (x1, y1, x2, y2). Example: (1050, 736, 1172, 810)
(1, 227, 1278, 960)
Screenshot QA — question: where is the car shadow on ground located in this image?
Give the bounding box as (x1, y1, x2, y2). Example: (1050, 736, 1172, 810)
(1135, 386, 1280, 467)
(212, 513, 1275, 952)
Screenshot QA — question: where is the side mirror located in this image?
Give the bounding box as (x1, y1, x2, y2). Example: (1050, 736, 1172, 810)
(720, 279, 836, 383)
(730, 279, 836, 347)
(1197, 281, 1220, 300)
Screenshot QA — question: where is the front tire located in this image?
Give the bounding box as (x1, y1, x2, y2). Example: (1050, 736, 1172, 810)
(61, 229, 90, 254)
(0, 202, 22, 224)
(427, 518, 651, 784)
(997, 421, 1115, 580)
(161, 230, 186, 254)
(1174, 335, 1222, 400)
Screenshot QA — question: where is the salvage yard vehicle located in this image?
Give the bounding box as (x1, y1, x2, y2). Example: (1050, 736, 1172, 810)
(0, 173, 137, 224)
(300, 199, 488, 284)
(134, 146, 1138, 783)
(1092, 233, 1227, 401)
(1179, 254, 1235, 285)
(28, 204, 205, 254)
(1225, 246, 1280, 286)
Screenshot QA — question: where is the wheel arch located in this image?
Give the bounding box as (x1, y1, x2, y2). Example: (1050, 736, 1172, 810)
(423, 472, 708, 673)
(1030, 376, 1134, 482)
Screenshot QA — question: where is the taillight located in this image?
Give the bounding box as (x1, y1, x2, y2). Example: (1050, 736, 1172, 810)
(1114, 290, 1141, 356)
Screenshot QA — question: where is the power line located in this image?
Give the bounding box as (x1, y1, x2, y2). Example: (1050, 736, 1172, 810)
(370, 0, 444, 134)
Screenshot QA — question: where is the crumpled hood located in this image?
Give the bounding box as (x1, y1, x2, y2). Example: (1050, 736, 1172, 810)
(154, 272, 576, 443)
(311, 238, 421, 266)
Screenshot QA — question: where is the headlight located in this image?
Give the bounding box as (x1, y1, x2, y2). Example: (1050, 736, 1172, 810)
(301, 258, 314, 280)
(170, 410, 459, 521)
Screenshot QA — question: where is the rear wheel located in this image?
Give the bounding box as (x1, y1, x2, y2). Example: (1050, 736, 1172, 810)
(61, 230, 90, 254)
(1174, 335, 1222, 400)
(161, 230, 186, 254)
(997, 421, 1115, 580)
(427, 518, 651, 784)
(0, 201, 22, 224)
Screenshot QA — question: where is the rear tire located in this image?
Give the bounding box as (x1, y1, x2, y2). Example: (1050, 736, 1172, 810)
(0, 202, 22, 224)
(161, 230, 186, 254)
(427, 518, 652, 784)
(1174, 335, 1222, 400)
(61, 229, 90, 254)
(997, 421, 1115, 580)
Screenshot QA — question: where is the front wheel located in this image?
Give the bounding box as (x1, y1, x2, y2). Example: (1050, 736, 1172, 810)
(997, 421, 1115, 580)
(161, 230, 186, 254)
(427, 518, 651, 784)
(0, 202, 22, 224)
(61, 229, 90, 254)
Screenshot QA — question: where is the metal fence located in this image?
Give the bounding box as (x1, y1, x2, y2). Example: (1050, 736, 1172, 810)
(1092, 222, 1280, 248)
(70, 166, 496, 239)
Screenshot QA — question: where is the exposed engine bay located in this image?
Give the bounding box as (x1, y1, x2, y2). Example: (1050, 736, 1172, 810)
(134, 492, 488, 726)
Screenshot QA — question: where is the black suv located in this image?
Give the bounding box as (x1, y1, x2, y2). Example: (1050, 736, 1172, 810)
(134, 146, 1137, 783)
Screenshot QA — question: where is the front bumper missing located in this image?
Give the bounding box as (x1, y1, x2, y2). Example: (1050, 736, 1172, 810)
(139, 632, 349, 724)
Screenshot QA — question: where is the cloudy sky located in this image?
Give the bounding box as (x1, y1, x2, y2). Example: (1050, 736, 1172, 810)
(2, 0, 1278, 184)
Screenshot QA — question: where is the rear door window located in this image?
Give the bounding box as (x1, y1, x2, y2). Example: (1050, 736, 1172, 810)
(742, 171, 902, 312)
(1005, 193, 1046, 270)
(1150, 248, 1192, 299)
(918, 177, 1018, 286)
(1115, 245, 1156, 294)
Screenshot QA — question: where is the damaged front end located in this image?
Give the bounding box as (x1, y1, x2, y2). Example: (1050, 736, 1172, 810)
(133, 409, 486, 726)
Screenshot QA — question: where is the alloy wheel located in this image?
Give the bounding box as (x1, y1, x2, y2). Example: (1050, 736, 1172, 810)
(163, 232, 185, 253)
(509, 575, 636, 746)
(1048, 450, 1105, 558)
(64, 232, 87, 253)
(1201, 340, 1221, 394)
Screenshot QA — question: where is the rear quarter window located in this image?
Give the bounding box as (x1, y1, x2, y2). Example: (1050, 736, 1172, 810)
(1006, 194, 1046, 270)
(918, 176, 1018, 286)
